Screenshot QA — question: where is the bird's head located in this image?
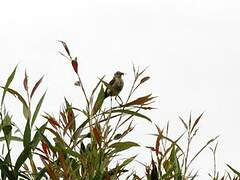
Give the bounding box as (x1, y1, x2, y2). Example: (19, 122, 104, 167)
(114, 71, 124, 78)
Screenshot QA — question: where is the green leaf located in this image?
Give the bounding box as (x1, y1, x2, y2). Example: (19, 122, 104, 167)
(14, 124, 47, 175)
(111, 109, 152, 122)
(31, 123, 47, 148)
(1, 65, 17, 107)
(169, 144, 182, 178)
(120, 155, 136, 168)
(0, 87, 29, 120)
(151, 159, 158, 180)
(23, 104, 31, 120)
(72, 118, 90, 141)
(110, 141, 139, 154)
(64, 148, 80, 158)
(69, 158, 80, 178)
(0, 136, 22, 142)
(0, 158, 15, 180)
(2, 114, 12, 146)
(91, 85, 105, 115)
(34, 167, 47, 180)
(23, 119, 31, 148)
(31, 91, 46, 127)
(14, 145, 31, 174)
(39, 131, 56, 153)
(227, 164, 240, 177)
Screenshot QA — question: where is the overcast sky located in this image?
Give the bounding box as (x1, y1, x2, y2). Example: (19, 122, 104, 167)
(1, 0, 240, 178)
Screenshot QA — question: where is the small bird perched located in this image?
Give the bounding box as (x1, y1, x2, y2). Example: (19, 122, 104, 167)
(91, 71, 124, 115)
(104, 71, 124, 100)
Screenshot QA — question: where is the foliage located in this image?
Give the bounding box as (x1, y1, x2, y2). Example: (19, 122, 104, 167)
(0, 41, 238, 179)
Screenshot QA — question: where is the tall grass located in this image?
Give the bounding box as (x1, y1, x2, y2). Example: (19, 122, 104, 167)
(0, 41, 239, 179)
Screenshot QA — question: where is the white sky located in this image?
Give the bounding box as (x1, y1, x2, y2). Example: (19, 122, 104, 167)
(1, 0, 240, 178)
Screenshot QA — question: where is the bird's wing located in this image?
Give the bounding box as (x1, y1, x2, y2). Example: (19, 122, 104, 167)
(108, 78, 115, 86)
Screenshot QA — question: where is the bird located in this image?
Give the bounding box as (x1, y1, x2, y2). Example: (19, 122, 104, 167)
(104, 71, 124, 102)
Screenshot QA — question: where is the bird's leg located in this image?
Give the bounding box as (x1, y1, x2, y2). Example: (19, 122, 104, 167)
(110, 96, 113, 108)
(115, 95, 123, 106)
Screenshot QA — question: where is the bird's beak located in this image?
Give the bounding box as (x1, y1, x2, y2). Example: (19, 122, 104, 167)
(120, 72, 125, 75)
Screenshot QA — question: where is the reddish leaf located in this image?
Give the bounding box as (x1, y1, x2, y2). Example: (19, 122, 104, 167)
(155, 133, 161, 155)
(93, 127, 101, 146)
(41, 140, 50, 156)
(146, 146, 156, 152)
(43, 113, 60, 129)
(59, 151, 69, 179)
(124, 94, 155, 107)
(71, 58, 78, 74)
(60, 111, 67, 125)
(63, 109, 74, 135)
(67, 109, 74, 123)
(30, 75, 44, 99)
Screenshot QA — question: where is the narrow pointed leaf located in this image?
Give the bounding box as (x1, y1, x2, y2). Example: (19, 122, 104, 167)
(1, 65, 17, 106)
(23, 70, 28, 92)
(14, 145, 31, 174)
(179, 116, 188, 130)
(93, 127, 101, 146)
(0, 87, 28, 112)
(227, 164, 240, 176)
(124, 94, 155, 107)
(23, 119, 31, 148)
(140, 76, 150, 84)
(191, 112, 204, 133)
(110, 141, 139, 153)
(58, 40, 72, 58)
(30, 75, 44, 99)
(0, 136, 22, 142)
(71, 58, 78, 74)
(31, 91, 46, 127)
(111, 109, 152, 122)
(91, 85, 105, 115)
